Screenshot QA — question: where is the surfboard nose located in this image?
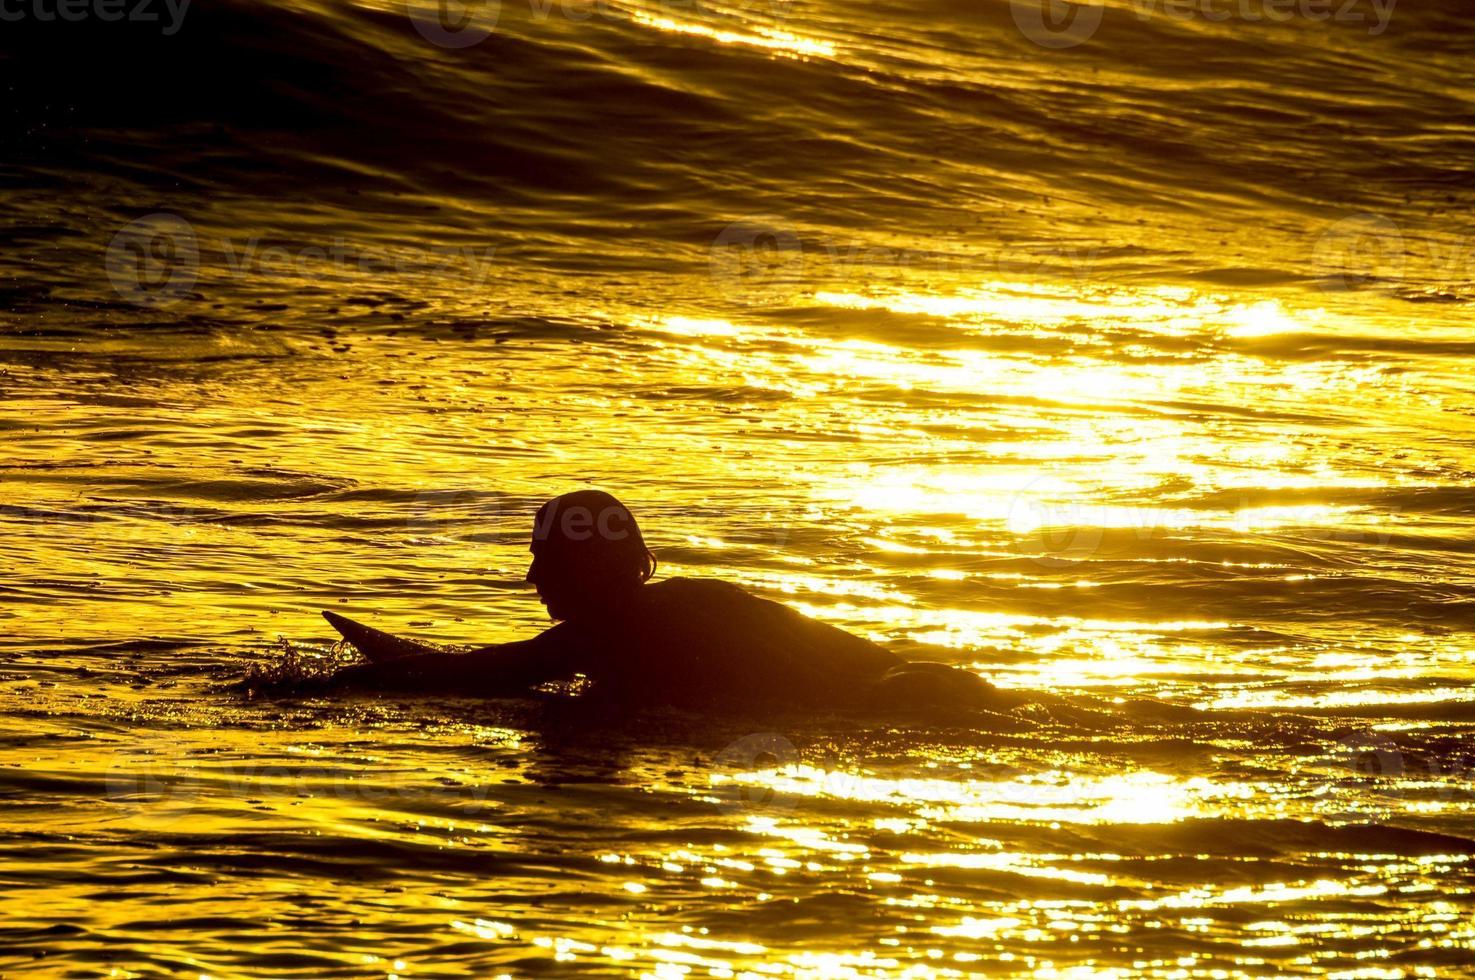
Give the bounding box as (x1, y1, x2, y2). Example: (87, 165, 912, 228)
(321, 610, 445, 662)
(323, 610, 381, 646)
(322, 610, 355, 630)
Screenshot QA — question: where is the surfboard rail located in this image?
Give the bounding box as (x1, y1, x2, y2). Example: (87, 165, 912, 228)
(322, 611, 448, 663)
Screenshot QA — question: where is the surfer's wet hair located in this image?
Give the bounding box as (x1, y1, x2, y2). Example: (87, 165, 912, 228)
(533, 489, 657, 584)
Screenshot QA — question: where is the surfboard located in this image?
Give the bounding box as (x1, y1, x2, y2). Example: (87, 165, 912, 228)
(322, 610, 448, 663)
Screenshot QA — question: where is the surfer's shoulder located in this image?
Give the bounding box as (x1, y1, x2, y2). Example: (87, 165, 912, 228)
(637, 576, 790, 617)
(629, 577, 807, 637)
(642, 576, 751, 600)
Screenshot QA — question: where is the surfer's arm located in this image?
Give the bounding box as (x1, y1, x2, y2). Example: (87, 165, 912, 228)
(331, 624, 581, 694)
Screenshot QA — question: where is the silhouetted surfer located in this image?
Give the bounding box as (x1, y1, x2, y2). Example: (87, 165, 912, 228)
(328, 490, 993, 709)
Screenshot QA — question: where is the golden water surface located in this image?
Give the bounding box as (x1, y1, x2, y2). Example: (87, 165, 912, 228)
(4, 0, 1475, 977)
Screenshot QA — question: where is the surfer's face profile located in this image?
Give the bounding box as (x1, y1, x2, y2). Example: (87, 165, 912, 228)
(524, 490, 657, 622)
(526, 540, 593, 621)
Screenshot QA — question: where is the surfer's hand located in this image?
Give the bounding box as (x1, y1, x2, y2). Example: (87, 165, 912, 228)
(325, 630, 577, 696)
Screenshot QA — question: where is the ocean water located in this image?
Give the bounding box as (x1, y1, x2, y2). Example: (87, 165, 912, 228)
(3, 0, 1475, 976)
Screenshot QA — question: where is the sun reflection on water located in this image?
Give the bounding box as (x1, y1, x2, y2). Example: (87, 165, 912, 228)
(8, 236, 1475, 978)
(628, 8, 837, 58)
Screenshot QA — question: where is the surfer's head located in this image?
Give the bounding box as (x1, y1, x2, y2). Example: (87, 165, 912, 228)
(526, 490, 656, 621)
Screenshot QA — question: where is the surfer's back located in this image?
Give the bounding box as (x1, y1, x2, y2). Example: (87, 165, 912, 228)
(568, 577, 902, 708)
